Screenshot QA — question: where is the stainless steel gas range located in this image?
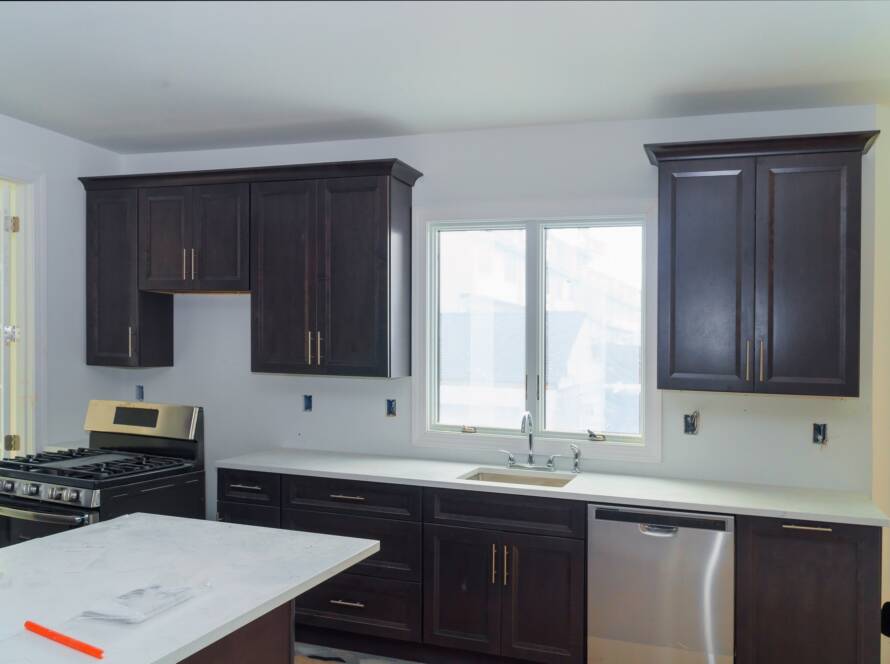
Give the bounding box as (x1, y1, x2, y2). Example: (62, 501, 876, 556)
(0, 400, 205, 547)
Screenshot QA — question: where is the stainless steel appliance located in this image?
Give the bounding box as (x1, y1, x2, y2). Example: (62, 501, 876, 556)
(587, 505, 734, 664)
(0, 400, 205, 547)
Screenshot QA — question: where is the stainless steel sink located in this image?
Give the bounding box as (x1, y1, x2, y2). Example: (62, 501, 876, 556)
(461, 468, 576, 488)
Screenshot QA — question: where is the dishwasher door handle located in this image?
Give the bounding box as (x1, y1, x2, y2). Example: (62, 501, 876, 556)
(639, 523, 678, 538)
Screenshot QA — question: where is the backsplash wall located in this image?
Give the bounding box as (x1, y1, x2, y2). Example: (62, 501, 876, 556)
(89, 105, 879, 515)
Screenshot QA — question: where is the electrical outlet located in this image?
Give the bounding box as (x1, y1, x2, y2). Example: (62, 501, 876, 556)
(303, 395, 313, 412)
(813, 423, 827, 445)
(683, 410, 700, 435)
(386, 399, 397, 417)
(135, 385, 144, 402)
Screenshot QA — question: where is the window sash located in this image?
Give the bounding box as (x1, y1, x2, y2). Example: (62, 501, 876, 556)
(427, 217, 645, 446)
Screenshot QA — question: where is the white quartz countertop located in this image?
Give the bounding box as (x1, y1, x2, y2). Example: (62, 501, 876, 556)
(0, 513, 378, 664)
(217, 448, 890, 527)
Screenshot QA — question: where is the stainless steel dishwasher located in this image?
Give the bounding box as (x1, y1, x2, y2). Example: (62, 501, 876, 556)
(587, 505, 734, 664)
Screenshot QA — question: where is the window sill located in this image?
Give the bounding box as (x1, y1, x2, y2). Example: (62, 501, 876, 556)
(411, 427, 661, 464)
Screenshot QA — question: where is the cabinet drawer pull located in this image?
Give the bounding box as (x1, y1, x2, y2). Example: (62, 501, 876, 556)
(191, 248, 196, 280)
(127, 326, 133, 359)
(503, 544, 508, 587)
(329, 494, 366, 502)
(317, 331, 322, 366)
(182, 248, 187, 280)
(329, 599, 365, 609)
(745, 339, 751, 381)
(308, 330, 313, 365)
(491, 543, 496, 585)
(230, 483, 263, 492)
(782, 524, 833, 533)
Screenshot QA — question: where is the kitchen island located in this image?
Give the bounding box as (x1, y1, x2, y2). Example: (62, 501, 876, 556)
(0, 512, 379, 663)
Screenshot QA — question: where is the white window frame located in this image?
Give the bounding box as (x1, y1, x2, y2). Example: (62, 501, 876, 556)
(412, 209, 661, 464)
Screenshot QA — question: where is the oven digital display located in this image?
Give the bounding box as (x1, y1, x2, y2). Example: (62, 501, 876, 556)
(113, 407, 159, 428)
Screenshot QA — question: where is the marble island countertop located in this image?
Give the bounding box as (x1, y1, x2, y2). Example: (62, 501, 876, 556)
(217, 448, 890, 527)
(0, 513, 379, 663)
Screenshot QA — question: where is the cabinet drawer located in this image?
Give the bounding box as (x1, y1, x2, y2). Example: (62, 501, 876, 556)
(217, 501, 280, 528)
(282, 508, 421, 581)
(424, 489, 586, 539)
(217, 469, 280, 506)
(294, 573, 421, 643)
(282, 475, 421, 521)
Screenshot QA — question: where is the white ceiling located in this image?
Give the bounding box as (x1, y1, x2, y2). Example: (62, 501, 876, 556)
(3, 1, 890, 153)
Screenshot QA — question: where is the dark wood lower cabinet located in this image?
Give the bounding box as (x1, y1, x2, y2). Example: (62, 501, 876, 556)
(294, 572, 421, 643)
(217, 500, 281, 528)
(424, 524, 584, 664)
(501, 533, 584, 664)
(736, 516, 881, 664)
(424, 524, 502, 655)
(283, 508, 421, 581)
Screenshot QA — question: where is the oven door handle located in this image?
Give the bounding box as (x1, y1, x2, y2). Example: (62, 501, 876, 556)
(0, 505, 90, 526)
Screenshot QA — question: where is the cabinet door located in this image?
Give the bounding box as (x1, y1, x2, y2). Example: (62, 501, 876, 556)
(754, 153, 861, 396)
(139, 187, 192, 291)
(317, 176, 390, 376)
(86, 190, 140, 366)
(736, 516, 880, 664)
(657, 158, 755, 391)
(501, 533, 584, 664)
(250, 181, 320, 373)
(192, 183, 250, 291)
(423, 525, 501, 655)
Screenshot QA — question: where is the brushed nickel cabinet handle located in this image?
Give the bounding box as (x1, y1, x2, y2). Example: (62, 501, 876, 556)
(503, 544, 509, 587)
(127, 326, 134, 359)
(230, 483, 263, 492)
(759, 339, 765, 382)
(329, 494, 365, 501)
(782, 524, 833, 533)
(308, 331, 313, 365)
(182, 248, 187, 280)
(745, 340, 751, 382)
(329, 599, 365, 609)
(491, 543, 496, 585)
(317, 331, 322, 366)
(191, 248, 196, 280)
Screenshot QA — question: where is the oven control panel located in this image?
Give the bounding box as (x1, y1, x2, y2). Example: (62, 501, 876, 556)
(0, 476, 99, 508)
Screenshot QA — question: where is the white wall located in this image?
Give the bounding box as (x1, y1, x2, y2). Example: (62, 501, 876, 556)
(870, 104, 890, 664)
(0, 113, 123, 448)
(100, 104, 881, 516)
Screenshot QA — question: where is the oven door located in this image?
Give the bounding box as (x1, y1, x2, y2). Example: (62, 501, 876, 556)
(0, 498, 98, 548)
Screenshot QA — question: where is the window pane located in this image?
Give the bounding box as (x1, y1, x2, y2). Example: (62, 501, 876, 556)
(437, 229, 525, 429)
(544, 225, 642, 435)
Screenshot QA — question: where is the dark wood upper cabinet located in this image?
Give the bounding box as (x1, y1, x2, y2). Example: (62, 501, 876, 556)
(647, 130, 878, 396)
(251, 171, 418, 377)
(86, 189, 173, 367)
(736, 516, 881, 664)
(657, 158, 755, 391)
(192, 183, 250, 291)
(755, 153, 860, 396)
(139, 187, 192, 291)
(250, 180, 319, 374)
(318, 176, 390, 376)
(81, 159, 420, 372)
(139, 183, 249, 292)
